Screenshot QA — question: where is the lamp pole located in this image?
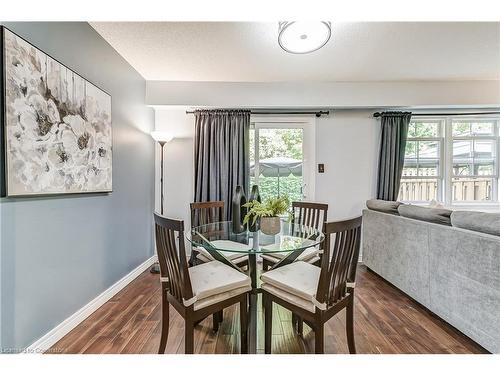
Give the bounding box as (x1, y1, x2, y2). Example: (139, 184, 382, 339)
(150, 140, 166, 274)
(159, 140, 166, 215)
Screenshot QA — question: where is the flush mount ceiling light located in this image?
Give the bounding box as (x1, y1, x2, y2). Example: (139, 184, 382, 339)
(278, 21, 332, 54)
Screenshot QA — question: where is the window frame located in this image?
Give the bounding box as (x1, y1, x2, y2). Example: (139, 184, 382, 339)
(446, 117, 499, 205)
(400, 116, 500, 206)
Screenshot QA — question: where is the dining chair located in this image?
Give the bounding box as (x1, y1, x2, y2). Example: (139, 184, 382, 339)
(189, 201, 249, 269)
(154, 213, 251, 354)
(261, 201, 328, 271)
(261, 216, 362, 354)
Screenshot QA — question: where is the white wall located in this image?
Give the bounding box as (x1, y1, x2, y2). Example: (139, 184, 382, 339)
(147, 80, 500, 108)
(153, 107, 381, 226)
(154, 108, 194, 226)
(315, 110, 380, 220)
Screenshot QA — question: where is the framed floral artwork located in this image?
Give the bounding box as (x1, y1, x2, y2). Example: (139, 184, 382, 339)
(1, 27, 112, 197)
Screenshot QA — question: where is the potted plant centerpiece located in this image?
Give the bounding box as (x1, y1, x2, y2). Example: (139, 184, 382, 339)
(243, 196, 290, 235)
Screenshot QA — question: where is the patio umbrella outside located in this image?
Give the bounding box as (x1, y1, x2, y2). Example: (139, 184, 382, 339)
(250, 156, 303, 196)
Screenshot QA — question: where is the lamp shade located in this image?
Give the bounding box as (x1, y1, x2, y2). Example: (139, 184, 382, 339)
(151, 131, 174, 143)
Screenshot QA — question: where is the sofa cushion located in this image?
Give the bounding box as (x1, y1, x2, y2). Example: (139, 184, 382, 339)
(451, 211, 500, 236)
(366, 199, 402, 215)
(398, 205, 452, 226)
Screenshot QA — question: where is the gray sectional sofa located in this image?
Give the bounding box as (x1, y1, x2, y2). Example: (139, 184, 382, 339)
(362, 205, 500, 353)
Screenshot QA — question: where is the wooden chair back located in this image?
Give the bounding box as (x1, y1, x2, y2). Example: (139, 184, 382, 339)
(190, 201, 225, 228)
(292, 201, 328, 231)
(316, 216, 362, 308)
(154, 213, 194, 306)
(291, 201, 328, 242)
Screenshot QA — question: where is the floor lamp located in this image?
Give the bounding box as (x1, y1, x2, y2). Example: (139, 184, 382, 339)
(150, 131, 173, 274)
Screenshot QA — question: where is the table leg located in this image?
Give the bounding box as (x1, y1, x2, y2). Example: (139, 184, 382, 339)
(247, 253, 257, 354)
(248, 253, 257, 289)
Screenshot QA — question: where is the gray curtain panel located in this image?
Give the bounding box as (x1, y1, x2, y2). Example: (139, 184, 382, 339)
(194, 109, 250, 220)
(376, 111, 412, 201)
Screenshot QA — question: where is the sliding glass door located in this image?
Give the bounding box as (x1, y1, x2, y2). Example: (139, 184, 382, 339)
(249, 116, 315, 202)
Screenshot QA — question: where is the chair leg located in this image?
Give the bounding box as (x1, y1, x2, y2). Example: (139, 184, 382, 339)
(262, 258, 270, 271)
(212, 313, 220, 332)
(297, 317, 303, 336)
(315, 323, 324, 354)
(264, 294, 273, 354)
(291, 313, 303, 335)
(185, 321, 194, 354)
(212, 309, 224, 332)
(158, 293, 169, 354)
(346, 295, 356, 354)
(188, 249, 199, 267)
(240, 297, 248, 354)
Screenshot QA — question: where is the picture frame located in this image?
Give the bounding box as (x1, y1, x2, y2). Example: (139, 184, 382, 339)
(1, 26, 112, 197)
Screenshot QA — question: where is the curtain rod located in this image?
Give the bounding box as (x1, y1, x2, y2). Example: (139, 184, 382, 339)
(373, 111, 500, 118)
(185, 110, 330, 117)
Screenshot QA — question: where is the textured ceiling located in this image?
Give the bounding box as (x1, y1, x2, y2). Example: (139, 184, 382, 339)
(90, 22, 500, 82)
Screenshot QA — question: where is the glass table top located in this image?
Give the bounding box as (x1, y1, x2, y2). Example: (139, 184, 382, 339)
(187, 220, 324, 254)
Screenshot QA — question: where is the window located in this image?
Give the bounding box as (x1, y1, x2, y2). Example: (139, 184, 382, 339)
(249, 116, 315, 202)
(399, 117, 499, 205)
(451, 120, 497, 202)
(400, 121, 443, 202)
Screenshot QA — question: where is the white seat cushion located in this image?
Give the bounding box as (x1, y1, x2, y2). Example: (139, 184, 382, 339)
(196, 246, 243, 261)
(261, 254, 319, 266)
(261, 283, 316, 312)
(196, 250, 247, 265)
(197, 253, 247, 265)
(187, 261, 251, 309)
(196, 253, 213, 263)
(260, 261, 322, 306)
(261, 246, 320, 264)
(194, 286, 250, 311)
(305, 256, 320, 265)
(195, 240, 249, 262)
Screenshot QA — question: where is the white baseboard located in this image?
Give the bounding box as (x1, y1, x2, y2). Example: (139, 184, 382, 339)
(24, 255, 157, 354)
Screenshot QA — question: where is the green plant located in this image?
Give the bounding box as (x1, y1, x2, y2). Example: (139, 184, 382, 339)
(243, 196, 290, 225)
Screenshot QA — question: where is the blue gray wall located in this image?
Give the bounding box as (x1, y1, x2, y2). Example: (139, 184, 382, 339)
(0, 22, 155, 350)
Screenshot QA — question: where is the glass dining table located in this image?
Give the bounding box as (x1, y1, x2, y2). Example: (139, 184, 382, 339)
(187, 219, 324, 353)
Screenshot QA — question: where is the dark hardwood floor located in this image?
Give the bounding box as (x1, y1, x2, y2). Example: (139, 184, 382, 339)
(49, 264, 488, 354)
